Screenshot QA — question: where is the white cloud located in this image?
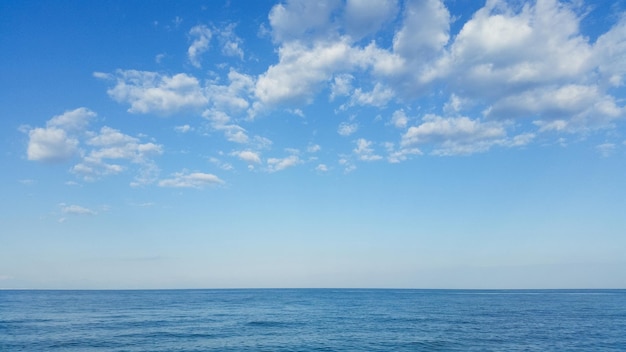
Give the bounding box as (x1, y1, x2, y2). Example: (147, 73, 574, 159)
(47, 107, 96, 131)
(349, 82, 394, 107)
(330, 74, 354, 101)
(233, 150, 262, 164)
(442, 0, 592, 89)
(101, 70, 208, 115)
(315, 163, 328, 172)
(208, 69, 255, 113)
(203, 109, 250, 144)
(77, 0, 626, 170)
(505, 133, 535, 148)
(443, 94, 467, 115)
(158, 171, 224, 188)
(188, 25, 212, 68)
(307, 144, 321, 153)
(155, 53, 166, 64)
(267, 155, 301, 172)
(594, 16, 626, 87)
(339, 157, 356, 173)
(254, 39, 360, 107)
(344, 0, 398, 40)
(268, 0, 341, 43)
(60, 203, 96, 215)
(384, 142, 422, 163)
(26, 108, 96, 163)
(422, 0, 620, 133)
(69, 126, 163, 181)
(130, 161, 161, 187)
(403, 115, 505, 145)
(26, 108, 164, 183)
(209, 157, 234, 171)
(338, 122, 358, 136)
(87, 129, 162, 162)
(175, 124, 192, 133)
(390, 109, 408, 129)
(490, 84, 624, 131)
(393, 0, 450, 62)
(402, 114, 508, 155)
(27, 127, 79, 163)
(217, 24, 244, 60)
(288, 108, 305, 117)
(354, 138, 382, 161)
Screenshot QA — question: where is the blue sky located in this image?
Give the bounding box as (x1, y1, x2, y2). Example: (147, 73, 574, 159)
(1, 0, 625, 289)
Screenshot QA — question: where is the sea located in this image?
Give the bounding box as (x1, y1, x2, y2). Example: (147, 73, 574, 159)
(1, 289, 625, 351)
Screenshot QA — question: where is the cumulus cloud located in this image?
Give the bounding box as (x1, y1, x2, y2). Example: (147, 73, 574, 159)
(490, 84, 623, 131)
(26, 108, 163, 183)
(46, 107, 95, 131)
(268, 0, 341, 43)
(203, 110, 250, 144)
(254, 39, 360, 107)
(158, 171, 224, 188)
(594, 15, 626, 87)
(70, 126, 162, 181)
(252, 0, 625, 146)
(233, 150, 262, 164)
(267, 155, 301, 172)
(392, 0, 450, 63)
(402, 114, 509, 155)
(79, 0, 626, 174)
(26, 108, 95, 163)
(206, 69, 255, 113)
(330, 74, 354, 101)
(217, 24, 244, 60)
(385, 142, 422, 163)
(97, 70, 208, 115)
(307, 144, 321, 153)
(338, 122, 358, 136)
(390, 109, 408, 129)
(354, 138, 382, 161)
(348, 82, 394, 107)
(424, 0, 626, 132)
(27, 127, 79, 163)
(344, 0, 398, 40)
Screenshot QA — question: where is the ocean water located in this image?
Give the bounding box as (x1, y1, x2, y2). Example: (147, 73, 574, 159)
(1, 289, 625, 351)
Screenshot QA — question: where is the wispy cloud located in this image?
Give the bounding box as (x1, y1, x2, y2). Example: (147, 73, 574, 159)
(158, 170, 224, 188)
(188, 25, 212, 68)
(60, 203, 97, 215)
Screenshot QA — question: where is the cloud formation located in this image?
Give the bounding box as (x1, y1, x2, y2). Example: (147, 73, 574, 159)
(60, 203, 97, 215)
(96, 70, 208, 115)
(26, 108, 95, 163)
(158, 171, 224, 188)
(25, 108, 163, 184)
(30, 1, 626, 187)
(188, 25, 212, 68)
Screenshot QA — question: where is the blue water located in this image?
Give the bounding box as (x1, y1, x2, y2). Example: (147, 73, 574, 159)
(1, 289, 625, 351)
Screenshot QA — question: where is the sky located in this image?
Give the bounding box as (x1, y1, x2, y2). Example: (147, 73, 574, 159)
(1, 0, 625, 289)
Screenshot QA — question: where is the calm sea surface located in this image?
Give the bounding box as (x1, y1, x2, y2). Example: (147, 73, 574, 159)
(1, 289, 625, 351)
